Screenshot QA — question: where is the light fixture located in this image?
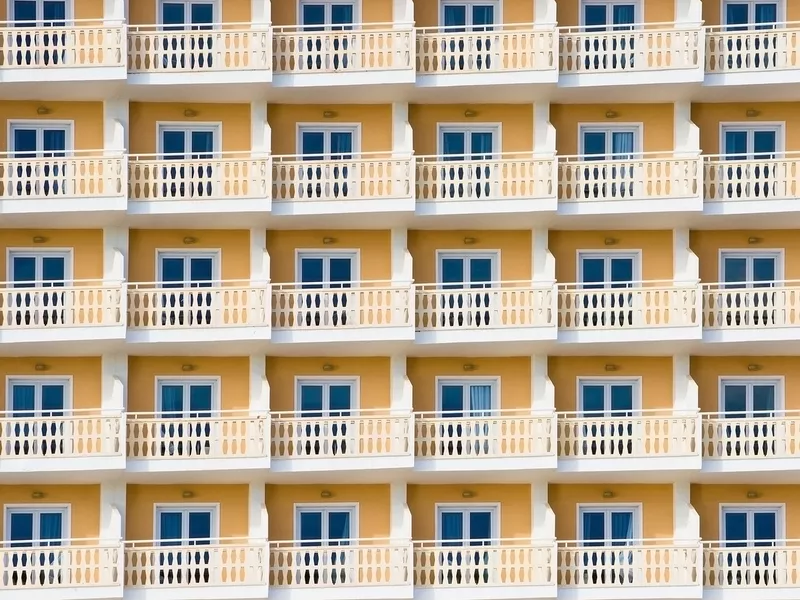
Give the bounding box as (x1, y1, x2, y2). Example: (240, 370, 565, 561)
(181, 364, 196, 372)
(183, 109, 198, 118)
(322, 363, 336, 372)
(183, 236, 198, 245)
(602, 490, 614, 499)
(605, 110, 618, 119)
(182, 490, 195, 499)
(322, 237, 337, 245)
(604, 364, 618, 372)
(31, 491, 45, 499)
(746, 490, 759, 499)
(32, 236, 48, 244)
(747, 236, 762, 244)
(461, 490, 475, 498)
(463, 109, 477, 118)
(34, 363, 48, 372)
(320, 490, 333, 499)
(747, 364, 762, 372)
(604, 237, 618, 246)
(322, 110, 337, 119)
(745, 108, 760, 118)
(36, 106, 51, 115)
(463, 363, 477, 372)
(463, 237, 477, 245)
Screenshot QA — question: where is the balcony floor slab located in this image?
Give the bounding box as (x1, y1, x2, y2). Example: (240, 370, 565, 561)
(413, 456, 557, 475)
(126, 457, 271, 477)
(417, 198, 557, 219)
(127, 75, 271, 102)
(269, 456, 414, 481)
(557, 585, 703, 600)
(557, 456, 702, 476)
(0, 586, 123, 600)
(703, 588, 800, 600)
(0, 196, 127, 218)
(126, 328, 271, 346)
(0, 325, 126, 346)
(416, 584, 557, 600)
(271, 326, 414, 346)
(558, 326, 702, 346)
(270, 584, 413, 600)
(125, 585, 269, 600)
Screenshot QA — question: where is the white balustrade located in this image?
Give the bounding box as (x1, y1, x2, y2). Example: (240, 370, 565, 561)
(416, 153, 556, 203)
(559, 23, 702, 74)
(0, 151, 125, 200)
(125, 538, 267, 587)
(558, 153, 701, 202)
(0, 280, 124, 329)
(706, 24, 800, 73)
(415, 282, 555, 331)
(0, 410, 122, 459)
(0, 21, 123, 68)
(704, 542, 800, 588)
(271, 281, 412, 330)
(0, 539, 121, 589)
(416, 24, 556, 74)
(127, 411, 268, 460)
(414, 540, 554, 587)
(557, 411, 700, 459)
(273, 24, 413, 73)
(127, 281, 268, 329)
(272, 153, 412, 202)
(271, 410, 411, 459)
(557, 282, 700, 330)
(128, 153, 270, 201)
(702, 412, 800, 459)
(702, 282, 800, 329)
(270, 539, 411, 587)
(557, 540, 700, 587)
(704, 154, 800, 202)
(128, 24, 270, 72)
(415, 410, 555, 459)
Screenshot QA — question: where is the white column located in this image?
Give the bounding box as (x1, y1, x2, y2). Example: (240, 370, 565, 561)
(672, 355, 698, 413)
(100, 482, 125, 541)
(103, 227, 127, 283)
(392, 0, 413, 25)
(101, 354, 127, 412)
(252, 0, 271, 25)
(390, 355, 411, 413)
(533, 0, 557, 27)
(532, 484, 556, 541)
(391, 228, 412, 283)
(250, 228, 269, 283)
(532, 229, 555, 283)
(103, 0, 125, 22)
(103, 100, 128, 153)
(531, 356, 554, 413)
(249, 483, 268, 540)
(533, 103, 556, 155)
(390, 483, 411, 539)
(392, 103, 412, 155)
(674, 0, 703, 25)
(673, 101, 700, 157)
(673, 482, 700, 541)
(250, 355, 269, 413)
(673, 228, 699, 284)
(251, 102, 270, 155)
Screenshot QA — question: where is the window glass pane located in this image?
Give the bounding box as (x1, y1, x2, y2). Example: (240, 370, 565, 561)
(610, 385, 634, 414)
(754, 3, 778, 26)
(42, 129, 66, 155)
(723, 257, 748, 284)
(188, 512, 212, 542)
(328, 385, 352, 414)
(469, 258, 493, 285)
(162, 130, 186, 155)
(41, 385, 65, 415)
(441, 258, 465, 285)
(724, 131, 748, 157)
(583, 4, 607, 28)
(160, 385, 184, 414)
(9, 513, 34, 543)
(472, 5, 494, 27)
(159, 512, 183, 544)
(327, 511, 351, 542)
(189, 257, 213, 283)
(580, 385, 605, 413)
(13, 0, 37, 22)
(188, 385, 212, 415)
(41, 256, 65, 282)
(12, 256, 36, 284)
(301, 4, 325, 28)
(611, 131, 635, 157)
(190, 3, 214, 25)
(442, 132, 466, 157)
(752, 257, 776, 284)
(581, 512, 605, 543)
(610, 511, 634, 544)
(329, 132, 353, 157)
(753, 512, 777, 544)
(469, 511, 492, 543)
(11, 384, 35, 414)
(300, 385, 324, 415)
(299, 512, 322, 543)
(331, 4, 353, 27)
(582, 131, 606, 157)
(470, 132, 493, 157)
(329, 257, 352, 284)
(440, 512, 464, 541)
(441, 385, 464, 415)
(580, 257, 605, 285)
(723, 384, 747, 414)
(725, 3, 749, 26)
(752, 385, 776, 415)
(301, 131, 325, 156)
(161, 257, 185, 284)
(443, 5, 467, 29)
(161, 2, 185, 25)
(612, 4, 635, 26)
(753, 131, 777, 156)
(300, 257, 324, 284)
(13, 129, 37, 157)
(39, 512, 62, 543)
(610, 258, 634, 285)
(190, 131, 214, 156)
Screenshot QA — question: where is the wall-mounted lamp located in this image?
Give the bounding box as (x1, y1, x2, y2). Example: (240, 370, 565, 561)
(322, 111, 338, 119)
(183, 109, 198, 118)
(462, 363, 477, 372)
(320, 490, 333, 499)
(34, 363, 48, 372)
(605, 110, 619, 119)
(182, 490, 195, 499)
(745, 109, 761, 118)
(36, 106, 51, 115)
(604, 364, 619, 372)
(181, 364, 196, 372)
(747, 364, 762, 372)
(461, 490, 475, 498)
(322, 237, 337, 245)
(322, 363, 336, 372)
(463, 109, 478, 118)
(747, 236, 762, 245)
(183, 236, 198, 245)
(746, 490, 760, 499)
(604, 237, 619, 246)
(31, 491, 45, 499)
(32, 236, 48, 244)
(463, 237, 477, 245)
(602, 490, 615, 499)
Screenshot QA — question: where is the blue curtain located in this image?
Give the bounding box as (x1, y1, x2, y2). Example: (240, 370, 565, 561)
(753, 131, 777, 158)
(581, 512, 605, 546)
(328, 512, 351, 545)
(752, 384, 776, 416)
(753, 512, 777, 546)
(160, 385, 184, 415)
(191, 131, 214, 159)
(159, 512, 183, 546)
(330, 132, 353, 159)
(755, 3, 777, 28)
(472, 6, 494, 30)
(610, 512, 634, 545)
(300, 385, 324, 417)
(724, 131, 747, 159)
(611, 131, 634, 158)
(442, 132, 465, 159)
(612, 4, 635, 28)
(723, 512, 747, 547)
(42, 0, 66, 24)
(440, 512, 463, 545)
(11, 385, 35, 416)
(468, 512, 492, 544)
(470, 132, 493, 159)
(188, 512, 212, 545)
(331, 4, 353, 29)
(41, 385, 64, 417)
(189, 385, 212, 417)
(39, 513, 63, 545)
(42, 129, 66, 157)
(468, 385, 492, 416)
(9, 513, 34, 546)
(443, 5, 466, 30)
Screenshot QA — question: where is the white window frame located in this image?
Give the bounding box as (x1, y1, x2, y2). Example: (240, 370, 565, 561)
(294, 377, 360, 413)
(155, 250, 221, 285)
(718, 249, 784, 285)
(435, 503, 500, 542)
(8, 0, 73, 23)
(721, 0, 784, 26)
(154, 504, 220, 543)
(7, 249, 73, 283)
(434, 376, 500, 414)
(298, 0, 360, 27)
(155, 377, 221, 414)
(294, 503, 359, 541)
(156, 122, 222, 157)
(156, 0, 220, 27)
(435, 250, 500, 285)
(718, 376, 784, 414)
(579, 0, 642, 27)
(296, 124, 362, 157)
(576, 377, 642, 414)
(295, 250, 360, 284)
(4, 505, 70, 544)
(6, 377, 72, 413)
(719, 123, 785, 158)
(720, 504, 784, 545)
(436, 124, 502, 157)
(577, 504, 642, 544)
(578, 124, 643, 158)
(8, 121, 74, 156)
(576, 250, 642, 286)
(439, 0, 500, 28)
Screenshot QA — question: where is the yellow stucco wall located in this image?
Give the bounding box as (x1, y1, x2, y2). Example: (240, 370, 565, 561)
(0, 230, 103, 281)
(690, 230, 800, 283)
(0, 358, 101, 412)
(692, 103, 800, 155)
(0, 485, 100, 539)
(0, 102, 104, 153)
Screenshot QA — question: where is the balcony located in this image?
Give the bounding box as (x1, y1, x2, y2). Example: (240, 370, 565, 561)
(269, 538, 412, 600)
(556, 281, 701, 346)
(0, 20, 125, 87)
(271, 24, 415, 94)
(127, 153, 271, 220)
(557, 540, 701, 600)
(126, 280, 269, 346)
(124, 538, 268, 600)
(414, 282, 557, 347)
(558, 23, 704, 94)
(415, 24, 558, 94)
(0, 151, 126, 221)
(126, 410, 269, 477)
(703, 542, 800, 598)
(557, 153, 702, 219)
(0, 539, 122, 600)
(413, 540, 556, 600)
(414, 410, 556, 475)
(270, 409, 413, 477)
(127, 24, 272, 98)
(415, 153, 557, 219)
(270, 281, 414, 347)
(701, 282, 800, 344)
(557, 410, 701, 474)
(703, 153, 800, 216)
(0, 280, 125, 347)
(271, 153, 414, 222)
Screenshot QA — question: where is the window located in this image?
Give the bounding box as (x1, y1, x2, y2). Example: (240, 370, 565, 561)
(159, 0, 215, 28)
(156, 506, 216, 545)
(8, 251, 70, 287)
(158, 252, 218, 288)
(159, 126, 218, 158)
(157, 125, 219, 198)
(156, 378, 216, 457)
(6, 506, 67, 546)
(578, 126, 640, 199)
(438, 252, 497, 288)
(11, 1, 68, 66)
(437, 505, 497, 544)
(298, 127, 357, 201)
(722, 125, 781, 159)
(720, 252, 780, 287)
(299, 1, 354, 71)
(299, 127, 357, 158)
(296, 379, 355, 457)
(9, 124, 71, 198)
(12, 0, 68, 24)
(580, 126, 639, 160)
(437, 379, 496, 416)
(720, 379, 779, 416)
(440, 1, 496, 30)
(294, 252, 357, 328)
(579, 506, 639, 544)
(10, 123, 71, 158)
(578, 379, 637, 457)
(581, 0, 638, 29)
(297, 253, 356, 287)
(724, 1, 779, 29)
(722, 506, 781, 546)
(437, 126, 499, 198)
(300, 1, 355, 29)
(578, 252, 639, 288)
(436, 379, 497, 457)
(296, 505, 356, 543)
(8, 378, 68, 415)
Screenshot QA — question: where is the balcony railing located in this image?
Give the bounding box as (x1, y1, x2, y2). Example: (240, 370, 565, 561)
(127, 280, 268, 330)
(702, 411, 800, 459)
(706, 23, 800, 73)
(0, 409, 122, 459)
(557, 540, 700, 588)
(128, 23, 271, 73)
(0, 20, 124, 69)
(558, 153, 701, 203)
(413, 540, 555, 587)
(415, 410, 555, 459)
(126, 410, 268, 460)
(416, 153, 556, 203)
(704, 153, 800, 202)
(0, 151, 125, 201)
(272, 24, 413, 74)
(559, 22, 702, 74)
(0, 280, 124, 330)
(557, 410, 699, 460)
(124, 538, 268, 588)
(128, 153, 270, 202)
(557, 281, 700, 331)
(270, 409, 411, 459)
(272, 153, 413, 202)
(702, 281, 800, 329)
(270, 538, 411, 587)
(415, 281, 555, 331)
(0, 539, 121, 589)
(704, 541, 800, 588)
(416, 24, 556, 74)
(271, 281, 412, 330)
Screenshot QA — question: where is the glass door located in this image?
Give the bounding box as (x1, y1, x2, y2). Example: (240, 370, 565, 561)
(724, 1, 778, 68)
(299, 128, 355, 199)
(720, 379, 778, 457)
(438, 254, 495, 328)
(12, 0, 67, 66)
(160, 0, 215, 69)
(297, 254, 354, 327)
(158, 253, 216, 327)
(440, 128, 496, 199)
(7, 508, 65, 586)
(720, 252, 778, 327)
(580, 128, 637, 198)
(300, 2, 355, 70)
(297, 507, 354, 585)
(10, 125, 68, 199)
(438, 381, 495, 456)
(578, 253, 637, 327)
(722, 127, 778, 199)
(156, 508, 213, 585)
(8, 380, 66, 457)
(159, 127, 216, 199)
(438, 507, 495, 585)
(9, 252, 68, 327)
(582, 2, 636, 69)
(579, 380, 636, 456)
(297, 380, 353, 456)
(722, 507, 779, 586)
(579, 507, 636, 584)
(441, 1, 496, 71)
(157, 380, 214, 457)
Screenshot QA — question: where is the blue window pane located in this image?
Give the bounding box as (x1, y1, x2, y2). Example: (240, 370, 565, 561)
(725, 131, 748, 157)
(582, 512, 605, 543)
(443, 5, 466, 29)
(9, 513, 34, 544)
(583, 131, 606, 157)
(160, 385, 184, 413)
(723, 385, 747, 414)
(301, 258, 324, 285)
(13, 129, 37, 157)
(752, 257, 776, 284)
(42, 257, 65, 282)
(190, 131, 214, 156)
(611, 131, 635, 157)
(160, 512, 183, 543)
(581, 258, 605, 285)
(612, 4, 635, 26)
(41, 385, 64, 415)
(191, 3, 214, 25)
(610, 512, 633, 543)
(442, 132, 465, 158)
(725, 4, 749, 26)
(441, 385, 464, 415)
(472, 5, 494, 27)
(189, 257, 213, 283)
(329, 132, 353, 157)
(299, 512, 323, 542)
(331, 4, 353, 27)
(469, 258, 492, 285)
(329, 258, 352, 284)
(161, 257, 185, 284)
(723, 257, 747, 284)
(753, 385, 776, 415)
(470, 132, 493, 157)
(42, 129, 65, 154)
(11, 385, 35, 414)
(301, 132, 325, 156)
(610, 258, 633, 284)
(162, 131, 186, 155)
(189, 385, 212, 414)
(329, 385, 351, 414)
(440, 512, 464, 541)
(328, 512, 350, 542)
(724, 512, 747, 544)
(755, 3, 777, 26)
(469, 512, 492, 542)
(753, 512, 777, 544)
(39, 513, 62, 542)
(12, 256, 36, 284)
(584, 5, 607, 29)
(441, 258, 465, 285)
(753, 131, 776, 156)
(302, 4, 325, 27)
(188, 512, 212, 542)
(610, 386, 633, 414)
(13, 1, 36, 22)
(300, 385, 323, 415)
(161, 3, 185, 25)
(581, 385, 605, 413)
